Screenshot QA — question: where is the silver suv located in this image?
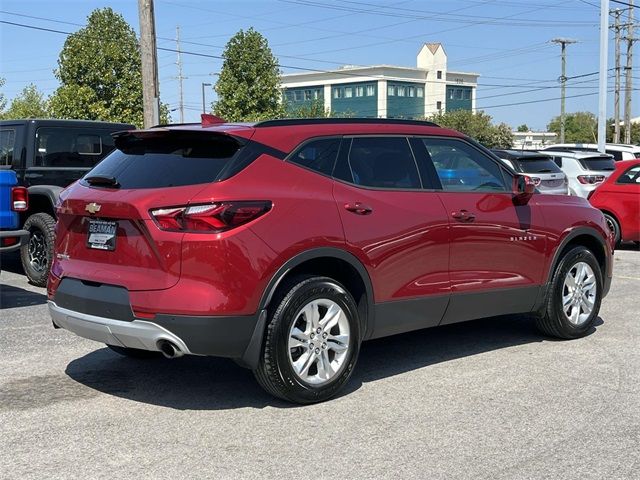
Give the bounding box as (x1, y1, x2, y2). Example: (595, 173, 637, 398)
(542, 143, 640, 161)
(491, 150, 568, 195)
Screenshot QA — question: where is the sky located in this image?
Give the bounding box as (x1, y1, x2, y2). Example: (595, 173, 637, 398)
(0, 0, 638, 130)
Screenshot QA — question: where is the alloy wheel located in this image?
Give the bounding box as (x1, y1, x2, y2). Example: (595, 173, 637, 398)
(561, 261, 597, 325)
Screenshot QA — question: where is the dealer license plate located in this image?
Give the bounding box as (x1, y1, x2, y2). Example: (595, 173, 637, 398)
(87, 219, 117, 251)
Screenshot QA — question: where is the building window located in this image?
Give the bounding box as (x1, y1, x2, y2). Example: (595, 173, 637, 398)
(304, 90, 312, 101)
(345, 87, 353, 98)
(294, 91, 302, 101)
(437, 70, 442, 79)
(355, 86, 364, 97)
(407, 86, 415, 97)
(417, 87, 424, 98)
(436, 101, 442, 110)
(366, 85, 375, 96)
(397, 86, 406, 97)
(455, 89, 463, 100)
(333, 87, 343, 99)
(448, 89, 454, 100)
(285, 91, 294, 102)
(388, 85, 395, 96)
(464, 89, 472, 100)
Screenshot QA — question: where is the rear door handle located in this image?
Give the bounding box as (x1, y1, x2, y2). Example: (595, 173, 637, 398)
(451, 209, 476, 222)
(345, 202, 373, 215)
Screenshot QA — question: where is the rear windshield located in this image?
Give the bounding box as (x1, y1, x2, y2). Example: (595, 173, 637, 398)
(578, 156, 616, 171)
(510, 157, 562, 174)
(81, 133, 242, 189)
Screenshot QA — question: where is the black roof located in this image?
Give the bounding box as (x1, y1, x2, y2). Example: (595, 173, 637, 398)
(491, 149, 552, 160)
(0, 118, 135, 129)
(254, 118, 440, 128)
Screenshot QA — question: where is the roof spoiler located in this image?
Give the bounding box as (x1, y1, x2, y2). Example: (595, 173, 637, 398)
(201, 114, 226, 127)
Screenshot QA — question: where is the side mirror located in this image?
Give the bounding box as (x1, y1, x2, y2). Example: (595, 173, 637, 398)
(512, 174, 536, 205)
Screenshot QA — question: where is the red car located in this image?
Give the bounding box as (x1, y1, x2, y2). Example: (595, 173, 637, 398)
(48, 117, 613, 403)
(589, 159, 640, 247)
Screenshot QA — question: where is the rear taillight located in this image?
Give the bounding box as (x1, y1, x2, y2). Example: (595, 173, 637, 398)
(150, 201, 272, 232)
(11, 187, 28, 211)
(577, 175, 605, 185)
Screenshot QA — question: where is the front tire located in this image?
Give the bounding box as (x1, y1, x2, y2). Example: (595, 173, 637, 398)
(20, 212, 56, 287)
(254, 275, 361, 404)
(536, 246, 602, 339)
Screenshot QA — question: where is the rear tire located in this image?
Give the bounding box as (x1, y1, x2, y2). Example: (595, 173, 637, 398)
(254, 275, 361, 404)
(20, 212, 56, 287)
(107, 345, 161, 359)
(536, 246, 602, 339)
(603, 212, 621, 248)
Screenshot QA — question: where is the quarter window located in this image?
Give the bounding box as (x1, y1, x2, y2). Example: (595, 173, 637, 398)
(344, 137, 421, 189)
(0, 129, 16, 167)
(35, 127, 116, 168)
(421, 138, 507, 192)
(288, 138, 340, 177)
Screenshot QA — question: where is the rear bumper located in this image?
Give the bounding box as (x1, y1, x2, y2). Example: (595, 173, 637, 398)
(0, 229, 29, 253)
(48, 298, 266, 365)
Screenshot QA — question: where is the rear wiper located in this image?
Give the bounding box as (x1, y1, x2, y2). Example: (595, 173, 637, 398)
(85, 174, 120, 188)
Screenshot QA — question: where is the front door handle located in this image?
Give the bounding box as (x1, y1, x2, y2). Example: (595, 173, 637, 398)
(345, 202, 373, 215)
(451, 209, 476, 222)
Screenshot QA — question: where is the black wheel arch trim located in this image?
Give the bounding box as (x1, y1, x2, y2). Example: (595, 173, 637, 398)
(26, 185, 63, 213)
(240, 247, 375, 370)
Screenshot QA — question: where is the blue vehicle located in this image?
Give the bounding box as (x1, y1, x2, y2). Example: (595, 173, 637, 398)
(0, 169, 29, 255)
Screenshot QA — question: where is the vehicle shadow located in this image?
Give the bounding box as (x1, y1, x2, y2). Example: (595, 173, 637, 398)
(0, 284, 48, 309)
(0, 251, 25, 275)
(617, 242, 640, 252)
(65, 314, 603, 410)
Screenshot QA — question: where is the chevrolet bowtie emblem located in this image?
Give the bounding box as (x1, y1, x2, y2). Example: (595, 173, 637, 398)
(85, 202, 101, 214)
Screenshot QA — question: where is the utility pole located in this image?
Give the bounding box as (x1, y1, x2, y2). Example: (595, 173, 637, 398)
(597, 0, 609, 153)
(175, 25, 187, 123)
(612, 8, 622, 143)
(623, 0, 635, 144)
(552, 38, 577, 144)
(138, 0, 160, 128)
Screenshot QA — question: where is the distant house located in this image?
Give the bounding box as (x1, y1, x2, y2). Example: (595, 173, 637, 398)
(280, 43, 479, 119)
(512, 130, 558, 150)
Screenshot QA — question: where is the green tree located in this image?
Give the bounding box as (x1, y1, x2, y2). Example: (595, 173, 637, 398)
(48, 8, 168, 127)
(427, 109, 514, 148)
(282, 99, 330, 118)
(547, 111, 597, 143)
(606, 118, 640, 144)
(0, 77, 7, 118)
(3, 84, 49, 119)
(516, 124, 529, 132)
(214, 28, 282, 121)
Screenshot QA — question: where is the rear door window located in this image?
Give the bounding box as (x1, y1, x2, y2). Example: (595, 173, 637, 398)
(578, 156, 616, 171)
(337, 136, 421, 189)
(35, 127, 117, 168)
(421, 138, 507, 192)
(83, 132, 243, 189)
(0, 128, 15, 167)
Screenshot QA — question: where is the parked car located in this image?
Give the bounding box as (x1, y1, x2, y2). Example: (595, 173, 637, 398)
(0, 119, 135, 286)
(491, 149, 569, 195)
(588, 159, 640, 247)
(48, 117, 613, 404)
(542, 143, 640, 161)
(542, 149, 616, 198)
(0, 169, 29, 257)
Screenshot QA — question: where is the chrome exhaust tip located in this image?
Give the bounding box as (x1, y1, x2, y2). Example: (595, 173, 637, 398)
(157, 340, 184, 359)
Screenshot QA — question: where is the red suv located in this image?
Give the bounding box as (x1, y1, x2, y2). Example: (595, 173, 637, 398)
(48, 118, 613, 403)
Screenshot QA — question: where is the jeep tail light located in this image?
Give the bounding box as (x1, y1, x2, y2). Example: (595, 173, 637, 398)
(577, 175, 605, 185)
(151, 201, 272, 232)
(11, 187, 28, 211)
(530, 177, 541, 186)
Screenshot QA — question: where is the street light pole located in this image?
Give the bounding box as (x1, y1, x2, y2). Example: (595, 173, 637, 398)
(597, 0, 610, 153)
(201, 83, 212, 114)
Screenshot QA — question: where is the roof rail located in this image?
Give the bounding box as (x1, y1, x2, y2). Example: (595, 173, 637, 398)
(254, 118, 440, 128)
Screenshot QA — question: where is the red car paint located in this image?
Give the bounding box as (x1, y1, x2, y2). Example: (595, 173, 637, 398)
(48, 119, 613, 352)
(589, 159, 640, 243)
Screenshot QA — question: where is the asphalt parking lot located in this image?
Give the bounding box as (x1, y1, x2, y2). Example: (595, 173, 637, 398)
(1, 247, 639, 480)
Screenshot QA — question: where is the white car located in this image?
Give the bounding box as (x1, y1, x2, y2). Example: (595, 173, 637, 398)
(543, 143, 640, 161)
(491, 149, 569, 195)
(542, 149, 616, 198)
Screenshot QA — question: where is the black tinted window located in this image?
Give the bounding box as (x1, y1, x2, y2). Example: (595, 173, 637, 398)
(578, 157, 616, 171)
(617, 165, 640, 184)
(289, 138, 340, 176)
(35, 127, 117, 168)
(83, 133, 241, 189)
(345, 137, 420, 189)
(422, 138, 507, 192)
(511, 157, 562, 174)
(0, 129, 15, 167)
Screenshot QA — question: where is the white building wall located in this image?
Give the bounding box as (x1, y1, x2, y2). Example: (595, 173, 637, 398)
(377, 79, 387, 118)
